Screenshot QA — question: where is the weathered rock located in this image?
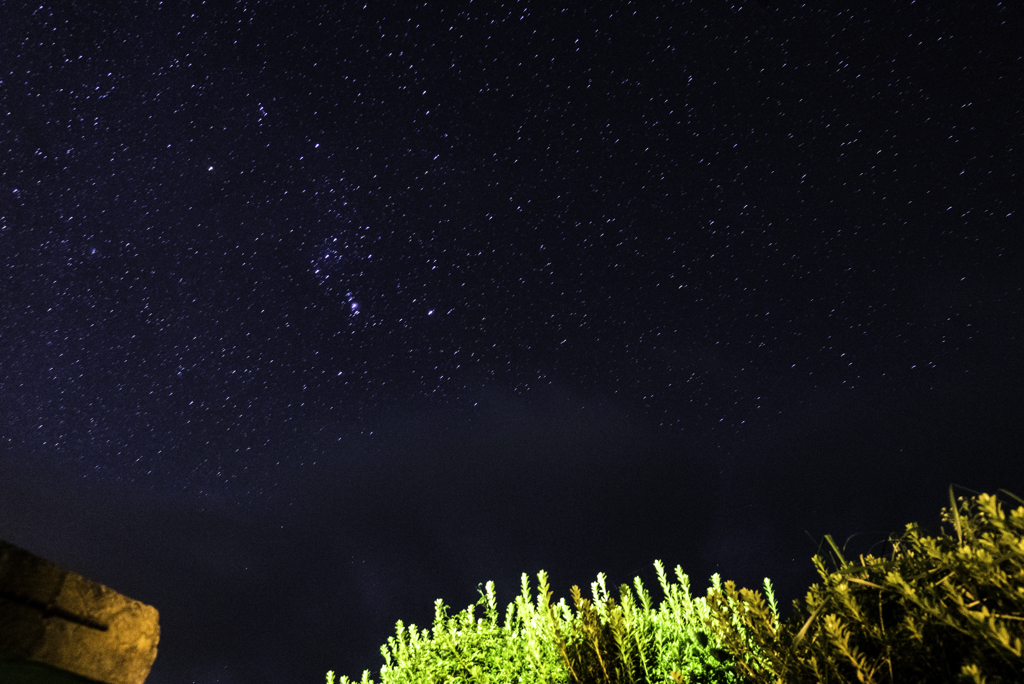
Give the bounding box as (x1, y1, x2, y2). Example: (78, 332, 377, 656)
(0, 539, 159, 684)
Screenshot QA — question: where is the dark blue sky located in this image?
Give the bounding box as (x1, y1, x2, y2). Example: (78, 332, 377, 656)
(2, 3, 1022, 683)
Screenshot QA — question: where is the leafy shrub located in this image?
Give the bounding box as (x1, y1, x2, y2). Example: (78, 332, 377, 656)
(701, 487, 1024, 683)
(328, 487, 1023, 684)
(328, 561, 771, 684)
(369, 571, 571, 684)
(549, 563, 771, 684)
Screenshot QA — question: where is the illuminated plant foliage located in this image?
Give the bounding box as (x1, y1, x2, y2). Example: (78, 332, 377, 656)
(701, 486, 1024, 683)
(328, 488, 1023, 684)
(328, 562, 759, 684)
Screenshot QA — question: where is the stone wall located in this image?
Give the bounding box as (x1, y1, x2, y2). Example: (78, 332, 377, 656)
(0, 539, 159, 684)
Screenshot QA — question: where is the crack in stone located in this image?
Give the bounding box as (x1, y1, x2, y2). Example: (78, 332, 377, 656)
(0, 588, 110, 632)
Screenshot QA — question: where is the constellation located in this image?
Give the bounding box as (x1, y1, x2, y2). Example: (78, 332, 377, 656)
(312, 234, 370, 316)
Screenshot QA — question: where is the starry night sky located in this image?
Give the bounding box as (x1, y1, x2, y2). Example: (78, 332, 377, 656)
(2, 3, 1022, 683)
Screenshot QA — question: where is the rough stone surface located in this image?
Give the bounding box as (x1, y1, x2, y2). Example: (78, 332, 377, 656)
(0, 539, 159, 684)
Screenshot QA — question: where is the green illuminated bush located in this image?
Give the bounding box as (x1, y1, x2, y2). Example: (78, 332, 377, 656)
(327, 487, 1023, 684)
(548, 564, 771, 684)
(328, 561, 768, 684)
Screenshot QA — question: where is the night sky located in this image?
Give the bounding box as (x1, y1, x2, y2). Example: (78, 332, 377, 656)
(2, 3, 1022, 683)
